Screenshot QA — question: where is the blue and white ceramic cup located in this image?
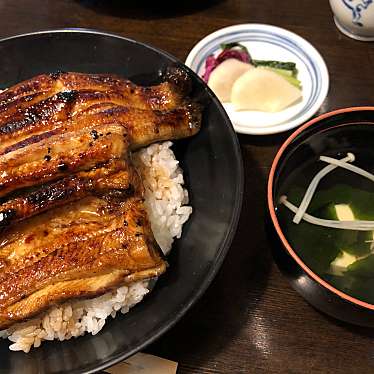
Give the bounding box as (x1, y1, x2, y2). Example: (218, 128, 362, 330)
(329, 0, 374, 41)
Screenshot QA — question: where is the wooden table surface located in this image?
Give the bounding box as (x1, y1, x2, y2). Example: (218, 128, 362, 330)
(1, 1, 374, 373)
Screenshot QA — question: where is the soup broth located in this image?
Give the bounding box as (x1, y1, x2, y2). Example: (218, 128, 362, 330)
(276, 125, 374, 304)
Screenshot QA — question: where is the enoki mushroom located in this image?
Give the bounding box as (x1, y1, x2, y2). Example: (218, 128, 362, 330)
(280, 153, 374, 231)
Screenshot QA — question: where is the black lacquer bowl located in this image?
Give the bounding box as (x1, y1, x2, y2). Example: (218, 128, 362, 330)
(0, 29, 243, 373)
(267, 107, 374, 327)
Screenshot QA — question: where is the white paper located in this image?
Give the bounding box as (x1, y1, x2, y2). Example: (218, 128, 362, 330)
(105, 352, 178, 374)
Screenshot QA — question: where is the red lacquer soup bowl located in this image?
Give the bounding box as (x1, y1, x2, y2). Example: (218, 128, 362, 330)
(268, 107, 374, 327)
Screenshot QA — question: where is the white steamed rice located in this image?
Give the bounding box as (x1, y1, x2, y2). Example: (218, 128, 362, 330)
(0, 141, 192, 352)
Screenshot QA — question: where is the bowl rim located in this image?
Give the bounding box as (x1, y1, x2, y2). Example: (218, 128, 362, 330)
(0, 28, 244, 373)
(268, 106, 374, 311)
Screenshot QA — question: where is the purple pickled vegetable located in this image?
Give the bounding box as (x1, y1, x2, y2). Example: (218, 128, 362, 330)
(202, 42, 252, 83)
(216, 49, 251, 64)
(202, 55, 218, 82)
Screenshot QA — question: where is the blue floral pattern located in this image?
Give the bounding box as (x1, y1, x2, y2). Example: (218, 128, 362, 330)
(342, 0, 373, 26)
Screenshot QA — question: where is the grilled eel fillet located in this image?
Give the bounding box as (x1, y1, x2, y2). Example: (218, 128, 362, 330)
(0, 196, 166, 329)
(0, 102, 201, 154)
(0, 69, 201, 329)
(0, 68, 191, 123)
(0, 159, 141, 227)
(0, 123, 128, 198)
(0, 103, 200, 210)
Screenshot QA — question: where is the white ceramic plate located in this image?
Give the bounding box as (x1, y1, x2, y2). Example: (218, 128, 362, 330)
(185, 24, 329, 135)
